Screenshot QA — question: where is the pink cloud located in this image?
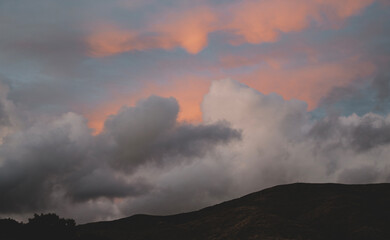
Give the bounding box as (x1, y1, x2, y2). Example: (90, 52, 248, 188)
(240, 58, 376, 110)
(84, 76, 211, 134)
(86, 0, 375, 56)
(87, 6, 216, 56)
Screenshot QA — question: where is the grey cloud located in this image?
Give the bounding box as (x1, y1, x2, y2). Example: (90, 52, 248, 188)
(350, 115, 390, 151)
(0, 113, 91, 213)
(66, 169, 152, 202)
(0, 0, 119, 117)
(100, 95, 241, 172)
(1, 79, 390, 224)
(317, 71, 390, 116)
(0, 1, 91, 79)
(309, 113, 390, 152)
(338, 166, 379, 184)
(99, 95, 179, 171)
(0, 99, 9, 127)
(0, 93, 241, 220)
(0, 80, 18, 140)
(150, 122, 242, 161)
(0, 81, 10, 127)
(201, 79, 390, 193)
(372, 73, 390, 110)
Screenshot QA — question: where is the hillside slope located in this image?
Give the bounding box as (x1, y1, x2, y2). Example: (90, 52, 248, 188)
(77, 183, 390, 240)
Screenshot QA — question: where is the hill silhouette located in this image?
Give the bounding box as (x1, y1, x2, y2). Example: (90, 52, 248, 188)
(1, 183, 390, 240)
(77, 183, 390, 240)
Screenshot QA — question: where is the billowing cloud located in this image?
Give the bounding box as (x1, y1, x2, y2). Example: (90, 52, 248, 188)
(0, 89, 240, 217)
(0, 0, 389, 225)
(2, 79, 388, 223)
(316, 71, 390, 115)
(85, 77, 211, 133)
(0, 0, 387, 133)
(107, 79, 390, 217)
(202, 80, 390, 187)
(98, 95, 240, 172)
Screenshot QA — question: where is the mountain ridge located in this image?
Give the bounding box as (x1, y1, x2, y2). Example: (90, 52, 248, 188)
(77, 182, 390, 240)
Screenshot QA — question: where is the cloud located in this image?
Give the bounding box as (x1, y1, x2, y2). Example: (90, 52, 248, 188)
(1, 79, 390, 223)
(0, 95, 10, 127)
(0, 91, 240, 218)
(240, 58, 376, 110)
(202, 79, 390, 188)
(87, 0, 375, 56)
(316, 70, 390, 115)
(0, 81, 18, 143)
(85, 77, 211, 134)
(87, 6, 216, 56)
(98, 95, 241, 172)
(0, 0, 388, 223)
(309, 113, 390, 152)
(0, 112, 91, 213)
(372, 73, 390, 110)
(111, 79, 390, 218)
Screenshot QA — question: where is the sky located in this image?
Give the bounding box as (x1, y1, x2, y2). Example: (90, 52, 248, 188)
(0, 0, 390, 223)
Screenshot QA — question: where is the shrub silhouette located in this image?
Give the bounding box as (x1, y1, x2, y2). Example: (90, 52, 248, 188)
(0, 213, 76, 240)
(0, 218, 23, 239)
(26, 213, 76, 240)
(28, 213, 75, 228)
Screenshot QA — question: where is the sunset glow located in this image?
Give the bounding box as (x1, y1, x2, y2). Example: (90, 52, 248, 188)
(1, 0, 389, 225)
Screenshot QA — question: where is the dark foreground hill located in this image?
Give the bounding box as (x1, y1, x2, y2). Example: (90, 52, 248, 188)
(77, 183, 390, 240)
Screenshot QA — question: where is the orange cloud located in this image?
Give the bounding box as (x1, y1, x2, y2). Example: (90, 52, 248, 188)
(87, 7, 216, 56)
(226, 0, 376, 44)
(84, 56, 375, 134)
(86, 0, 375, 56)
(226, 0, 312, 44)
(240, 58, 376, 110)
(85, 77, 211, 134)
(153, 6, 216, 54)
(86, 26, 177, 57)
(87, 27, 137, 57)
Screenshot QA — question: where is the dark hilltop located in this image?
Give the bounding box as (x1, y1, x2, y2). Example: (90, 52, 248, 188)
(2, 183, 390, 240)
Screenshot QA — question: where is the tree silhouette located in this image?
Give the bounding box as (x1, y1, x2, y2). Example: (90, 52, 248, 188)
(0, 213, 76, 240)
(26, 213, 76, 240)
(28, 213, 75, 228)
(0, 218, 23, 239)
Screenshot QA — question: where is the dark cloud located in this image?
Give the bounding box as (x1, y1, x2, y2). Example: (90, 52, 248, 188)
(316, 72, 390, 117)
(338, 166, 379, 184)
(150, 122, 242, 161)
(0, 100, 9, 127)
(309, 113, 390, 152)
(97, 95, 179, 171)
(0, 0, 388, 225)
(372, 73, 390, 110)
(0, 80, 10, 127)
(1, 79, 390, 223)
(99, 95, 241, 172)
(0, 94, 241, 218)
(0, 113, 91, 213)
(113, 80, 390, 219)
(351, 115, 390, 151)
(65, 169, 152, 202)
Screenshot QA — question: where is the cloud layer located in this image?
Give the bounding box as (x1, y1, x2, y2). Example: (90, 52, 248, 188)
(0, 0, 389, 225)
(87, 0, 375, 56)
(0, 88, 240, 220)
(1, 79, 390, 223)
